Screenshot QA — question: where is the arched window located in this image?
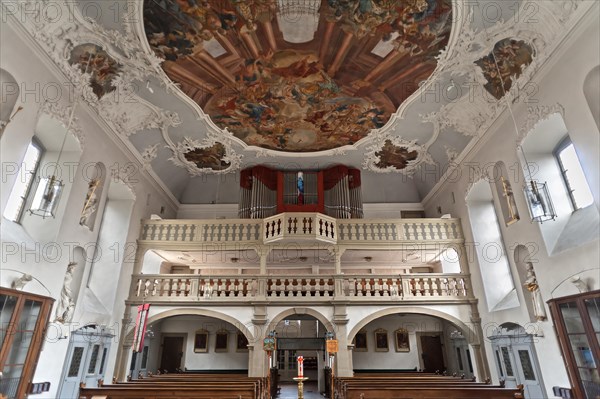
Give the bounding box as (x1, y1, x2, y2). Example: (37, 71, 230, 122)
(554, 137, 594, 211)
(3, 139, 43, 222)
(466, 180, 519, 312)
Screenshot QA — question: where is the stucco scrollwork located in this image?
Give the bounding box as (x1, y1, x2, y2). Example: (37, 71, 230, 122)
(518, 103, 565, 145)
(37, 101, 85, 149)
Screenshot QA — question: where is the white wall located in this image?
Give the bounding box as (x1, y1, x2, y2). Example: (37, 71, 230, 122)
(422, 10, 600, 396)
(154, 316, 249, 371)
(352, 314, 446, 371)
(0, 19, 178, 399)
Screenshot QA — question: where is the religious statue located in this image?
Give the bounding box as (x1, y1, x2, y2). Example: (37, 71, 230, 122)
(55, 262, 77, 323)
(80, 179, 99, 227)
(524, 263, 547, 321)
(11, 274, 32, 290)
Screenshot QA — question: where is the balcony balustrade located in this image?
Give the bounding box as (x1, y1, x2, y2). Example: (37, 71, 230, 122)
(139, 215, 463, 245)
(128, 273, 472, 304)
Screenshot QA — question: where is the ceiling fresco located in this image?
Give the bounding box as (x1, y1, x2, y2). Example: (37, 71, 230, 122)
(13, 0, 586, 203)
(68, 43, 123, 99)
(143, 0, 453, 152)
(183, 142, 231, 170)
(475, 38, 534, 100)
(375, 139, 419, 170)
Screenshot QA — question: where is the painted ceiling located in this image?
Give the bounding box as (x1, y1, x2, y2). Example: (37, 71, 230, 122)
(12, 0, 587, 204)
(143, 0, 452, 152)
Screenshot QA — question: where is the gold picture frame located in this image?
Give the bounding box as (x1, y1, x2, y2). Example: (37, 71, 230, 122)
(215, 329, 229, 352)
(395, 328, 410, 352)
(353, 331, 368, 352)
(374, 328, 389, 352)
(194, 329, 208, 353)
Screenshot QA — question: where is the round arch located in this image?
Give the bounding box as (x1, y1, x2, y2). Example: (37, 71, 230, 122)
(124, 307, 255, 344)
(266, 308, 335, 336)
(348, 307, 480, 345)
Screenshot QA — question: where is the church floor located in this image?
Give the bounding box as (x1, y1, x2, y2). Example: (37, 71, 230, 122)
(278, 382, 325, 399)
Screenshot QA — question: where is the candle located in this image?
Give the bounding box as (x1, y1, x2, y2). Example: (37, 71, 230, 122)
(297, 356, 304, 378)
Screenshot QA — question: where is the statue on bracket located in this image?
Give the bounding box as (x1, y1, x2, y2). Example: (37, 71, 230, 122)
(55, 262, 77, 323)
(80, 179, 100, 228)
(524, 263, 547, 321)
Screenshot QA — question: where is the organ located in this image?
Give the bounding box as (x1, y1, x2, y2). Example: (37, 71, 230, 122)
(238, 165, 363, 219)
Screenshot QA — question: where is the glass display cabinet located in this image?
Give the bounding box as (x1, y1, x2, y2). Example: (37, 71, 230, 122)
(548, 290, 600, 399)
(0, 287, 54, 399)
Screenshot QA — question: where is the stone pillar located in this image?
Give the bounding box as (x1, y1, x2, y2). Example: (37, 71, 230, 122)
(332, 305, 353, 377)
(249, 305, 269, 377)
(132, 243, 149, 275)
(470, 306, 490, 381)
(248, 344, 268, 377)
(114, 306, 134, 381)
(258, 247, 271, 275)
(332, 247, 346, 275)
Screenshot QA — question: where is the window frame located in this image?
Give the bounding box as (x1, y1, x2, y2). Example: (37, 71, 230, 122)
(4, 138, 44, 223)
(554, 137, 591, 211)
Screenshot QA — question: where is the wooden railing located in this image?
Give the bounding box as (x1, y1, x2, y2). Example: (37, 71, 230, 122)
(129, 274, 471, 303)
(139, 216, 463, 244)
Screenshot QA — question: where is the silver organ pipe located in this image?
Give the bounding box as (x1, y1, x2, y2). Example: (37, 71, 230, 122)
(239, 165, 362, 219)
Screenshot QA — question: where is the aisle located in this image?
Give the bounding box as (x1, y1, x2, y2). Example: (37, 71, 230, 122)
(278, 382, 324, 399)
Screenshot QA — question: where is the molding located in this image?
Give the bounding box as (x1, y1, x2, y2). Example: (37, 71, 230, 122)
(125, 0, 469, 161)
(517, 103, 566, 146)
(421, 0, 594, 208)
(4, 6, 181, 210)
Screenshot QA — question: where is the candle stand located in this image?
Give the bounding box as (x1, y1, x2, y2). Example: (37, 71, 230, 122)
(292, 377, 309, 399)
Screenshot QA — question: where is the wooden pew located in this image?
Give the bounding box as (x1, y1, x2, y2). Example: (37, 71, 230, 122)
(82, 374, 268, 399)
(80, 385, 256, 399)
(344, 386, 523, 399)
(334, 375, 523, 399)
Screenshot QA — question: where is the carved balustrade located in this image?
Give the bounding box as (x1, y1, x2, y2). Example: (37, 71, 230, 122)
(139, 215, 464, 245)
(129, 273, 471, 303)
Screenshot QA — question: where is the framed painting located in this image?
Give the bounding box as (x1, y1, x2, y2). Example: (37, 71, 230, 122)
(374, 328, 389, 352)
(236, 332, 249, 352)
(353, 331, 367, 352)
(395, 328, 410, 352)
(194, 329, 208, 353)
(215, 330, 229, 352)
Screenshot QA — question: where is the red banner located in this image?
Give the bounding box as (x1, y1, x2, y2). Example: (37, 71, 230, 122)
(132, 303, 150, 353)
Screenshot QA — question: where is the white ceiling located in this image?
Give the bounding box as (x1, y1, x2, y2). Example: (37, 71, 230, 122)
(56, 0, 583, 206)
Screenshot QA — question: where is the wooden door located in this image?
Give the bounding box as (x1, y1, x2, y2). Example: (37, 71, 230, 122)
(160, 337, 183, 372)
(420, 335, 445, 373)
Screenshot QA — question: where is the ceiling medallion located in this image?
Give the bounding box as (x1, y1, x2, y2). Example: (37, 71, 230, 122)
(68, 43, 123, 99)
(363, 136, 433, 175)
(475, 38, 534, 100)
(169, 136, 242, 175)
(143, 0, 453, 153)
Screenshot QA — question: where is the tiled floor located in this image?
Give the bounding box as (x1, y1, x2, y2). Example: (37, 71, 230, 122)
(278, 382, 325, 399)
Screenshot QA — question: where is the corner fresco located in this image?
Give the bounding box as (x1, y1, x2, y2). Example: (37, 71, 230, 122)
(374, 139, 419, 170)
(183, 142, 231, 170)
(144, 0, 453, 152)
(69, 44, 122, 99)
(475, 38, 534, 100)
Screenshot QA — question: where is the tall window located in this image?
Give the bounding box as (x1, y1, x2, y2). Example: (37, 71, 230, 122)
(3, 141, 43, 222)
(556, 139, 594, 210)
